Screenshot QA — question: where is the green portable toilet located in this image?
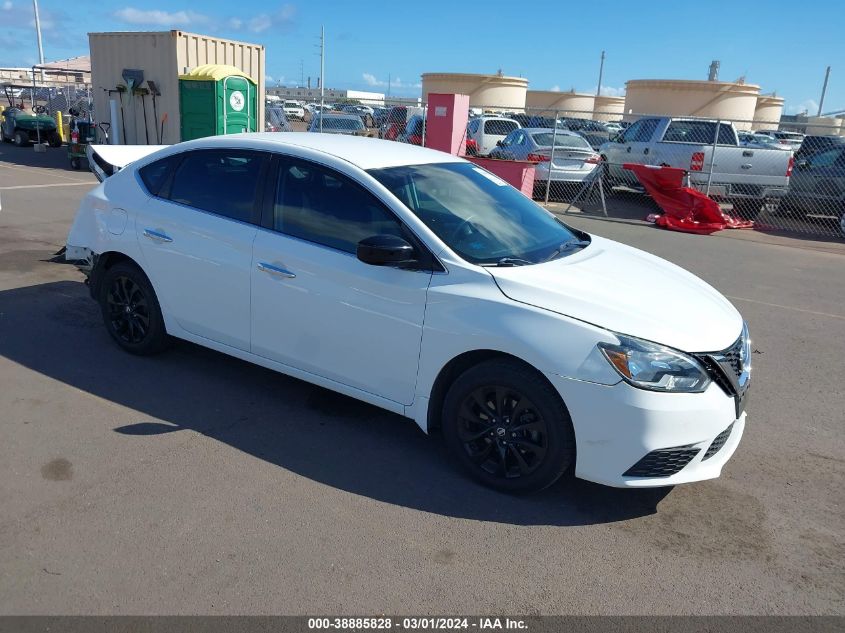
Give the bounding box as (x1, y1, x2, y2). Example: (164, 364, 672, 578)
(178, 64, 257, 141)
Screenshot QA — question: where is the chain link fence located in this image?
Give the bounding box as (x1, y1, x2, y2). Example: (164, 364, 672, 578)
(274, 97, 843, 239)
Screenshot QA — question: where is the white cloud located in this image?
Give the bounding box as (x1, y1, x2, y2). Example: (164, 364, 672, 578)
(786, 99, 818, 115)
(595, 85, 625, 97)
(550, 85, 560, 92)
(112, 8, 209, 26)
(2, 2, 13, 11)
(229, 4, 296, 33)
(362, 73, 420, 89)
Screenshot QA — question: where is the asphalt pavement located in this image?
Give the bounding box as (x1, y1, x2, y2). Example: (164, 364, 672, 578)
(0, 144, 842, 615)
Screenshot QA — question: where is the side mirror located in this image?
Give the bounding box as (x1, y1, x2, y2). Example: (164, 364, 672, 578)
(357, 234, 416, 268)
(796, 159, 809, 169)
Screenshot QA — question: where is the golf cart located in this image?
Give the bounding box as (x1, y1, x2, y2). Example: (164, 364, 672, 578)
(1, 83, 62, 147)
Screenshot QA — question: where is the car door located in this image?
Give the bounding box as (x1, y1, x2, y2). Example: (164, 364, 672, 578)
(603, 120, 642, 181)
(136, 148, 267, 351)
(790, 147, 845, 213)
(250, 156, 433, 405)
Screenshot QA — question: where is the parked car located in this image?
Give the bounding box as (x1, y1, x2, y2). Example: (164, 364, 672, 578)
(382, 106, 423, 141)
(69, 134, 751, 492)
(737, 131, 791, 151)
(559, 118, 608, 133)
(307, 114, 368, 135)
(283, 101, 305, 121)
(371, 107, 389, 128)
(781, 144, 845, 235)
(600, 117, 794, 218)
(794, 135, 845, 162)
(604, 122, 623, 134)
(488, 128, 600, 197)
(755, 129, 804, 151)
(265, 107, 293, 133)
(576, 131, 611, 151)
(397, 114, 425, 145)
(467, 116, 521, 156)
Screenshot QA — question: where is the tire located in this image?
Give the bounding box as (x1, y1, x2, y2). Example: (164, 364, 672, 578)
(69, 157, 81, 170)
(599, 158, 615, 194)
(48, 131, 62, 148)
(441, 359, 575, 493)
(839, 211, 845, 239)
(13, 130, 28, 147)
(98, 261, 169, 355)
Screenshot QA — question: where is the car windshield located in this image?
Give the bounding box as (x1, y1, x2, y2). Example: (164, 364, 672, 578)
(531, 133, 591, 148)
(314, 117, 363, 131)
(368, 162, 586, 265)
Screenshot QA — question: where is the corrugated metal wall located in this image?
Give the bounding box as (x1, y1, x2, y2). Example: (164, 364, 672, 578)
(89, 31, 265, 145)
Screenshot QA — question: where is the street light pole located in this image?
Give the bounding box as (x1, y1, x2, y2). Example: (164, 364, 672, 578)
(32, 0, 46, 81)
(319, 25, 325, 133)
(596, 50, 605, 97)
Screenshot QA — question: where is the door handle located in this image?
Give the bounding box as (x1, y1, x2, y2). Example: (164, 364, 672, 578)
(626, 146, 632, 153)
(643, 148, 649, 155)
(257, 262, 296, 279)
(143, 228, 173, 243)
(740, 164, 752, 170)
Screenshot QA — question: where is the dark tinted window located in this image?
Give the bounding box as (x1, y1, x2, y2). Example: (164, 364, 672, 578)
(139, 156, 177, 196)
(484, 119, 519, 135)
(168, 150, 266, 223)
(274, 160, 405, 253)
(632, 118, 660, 142)
(663, 121, 735, 145)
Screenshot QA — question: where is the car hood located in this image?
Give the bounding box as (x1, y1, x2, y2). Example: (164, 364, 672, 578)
(488, 235, 742, 353)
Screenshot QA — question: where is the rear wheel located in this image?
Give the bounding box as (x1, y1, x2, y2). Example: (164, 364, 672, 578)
(442, 359, 575, 493)
(98, 261, 169, 355)
(48, 131, 62, 148)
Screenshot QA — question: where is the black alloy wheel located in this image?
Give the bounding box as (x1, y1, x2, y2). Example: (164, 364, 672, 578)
(106, 275, 151, 345)
(457, 385, 548, 480)
(98, 261, 169, 355)
(442, 359, 575, 493)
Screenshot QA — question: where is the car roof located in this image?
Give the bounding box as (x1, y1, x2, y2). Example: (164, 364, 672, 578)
(177, 132, 465, 170)
(521, 127, 581, 136)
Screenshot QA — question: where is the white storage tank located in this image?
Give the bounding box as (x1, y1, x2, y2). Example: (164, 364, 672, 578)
(593, 95, 625, 121)
(421, 72, 528, 111)
(753, 95, 784, 129)
(803, 116, 842, 136)
(624, 79, 760, 130)
(525, 90, 594, 118)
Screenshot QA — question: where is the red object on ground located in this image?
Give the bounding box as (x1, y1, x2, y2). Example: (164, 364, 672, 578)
(466, 157, 536, 198)
(623, 163, 753, 234)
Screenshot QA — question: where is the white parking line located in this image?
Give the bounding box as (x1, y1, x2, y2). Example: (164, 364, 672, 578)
(0, 162, 92, 183)
(727, 295, 845, 321)
(0, 182, 94, 190)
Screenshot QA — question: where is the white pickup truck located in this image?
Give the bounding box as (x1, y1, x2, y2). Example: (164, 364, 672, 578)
(600, 117, 794, 217)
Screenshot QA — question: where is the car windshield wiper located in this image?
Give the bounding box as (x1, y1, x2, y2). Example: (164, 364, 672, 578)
(542, 239, 591, 262)
(481, 257, 535, 267)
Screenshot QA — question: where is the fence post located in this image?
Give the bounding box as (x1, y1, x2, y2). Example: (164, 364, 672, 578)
(544, 110, 559, 206)
(705, 120, 719, 197)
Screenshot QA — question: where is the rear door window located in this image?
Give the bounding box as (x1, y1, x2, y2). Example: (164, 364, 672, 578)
(167, 150, 267, 224)
(138, 155, 179, 197)
(484, 120, 519, 135)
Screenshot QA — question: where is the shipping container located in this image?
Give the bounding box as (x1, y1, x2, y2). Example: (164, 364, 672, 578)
(89, 30, 265, 144)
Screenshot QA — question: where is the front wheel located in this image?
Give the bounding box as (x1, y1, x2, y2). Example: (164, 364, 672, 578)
(442, 359, 575, 493)
(98, 261, 169, 355)
(13, 130, 28, 146)
(732, 199, 764, 220)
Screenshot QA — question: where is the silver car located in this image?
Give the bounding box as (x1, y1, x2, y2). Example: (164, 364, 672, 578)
(488, 127, 600, 196)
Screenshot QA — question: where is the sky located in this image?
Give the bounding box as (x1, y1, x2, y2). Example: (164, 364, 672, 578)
(2, 0, 843, 115)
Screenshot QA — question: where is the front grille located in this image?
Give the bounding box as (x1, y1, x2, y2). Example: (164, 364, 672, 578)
(624, 446, 701, 478)
(721, 337, 744, 380)
(702, 423, 734, 461)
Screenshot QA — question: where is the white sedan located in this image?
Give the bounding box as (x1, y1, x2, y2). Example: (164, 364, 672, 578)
(68, 135, 750, 492)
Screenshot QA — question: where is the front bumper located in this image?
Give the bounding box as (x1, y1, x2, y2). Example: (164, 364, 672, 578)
(546, 373, 745, 488)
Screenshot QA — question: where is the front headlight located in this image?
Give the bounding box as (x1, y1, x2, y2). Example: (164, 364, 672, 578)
(598, 334, 711, 393)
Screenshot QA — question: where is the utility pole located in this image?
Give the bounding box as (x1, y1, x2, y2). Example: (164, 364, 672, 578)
(817, 66, 831, 116)
(596, 50, 605, 97)
(319, 25, 325, 132)
(32, 0, 45, 81)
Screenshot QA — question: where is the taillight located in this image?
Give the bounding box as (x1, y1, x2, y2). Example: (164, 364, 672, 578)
(527, 153, 550, 162)
(690, 152, 705, 171)
(786, 155, 794, 177)
(585, 154, 601, 164)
